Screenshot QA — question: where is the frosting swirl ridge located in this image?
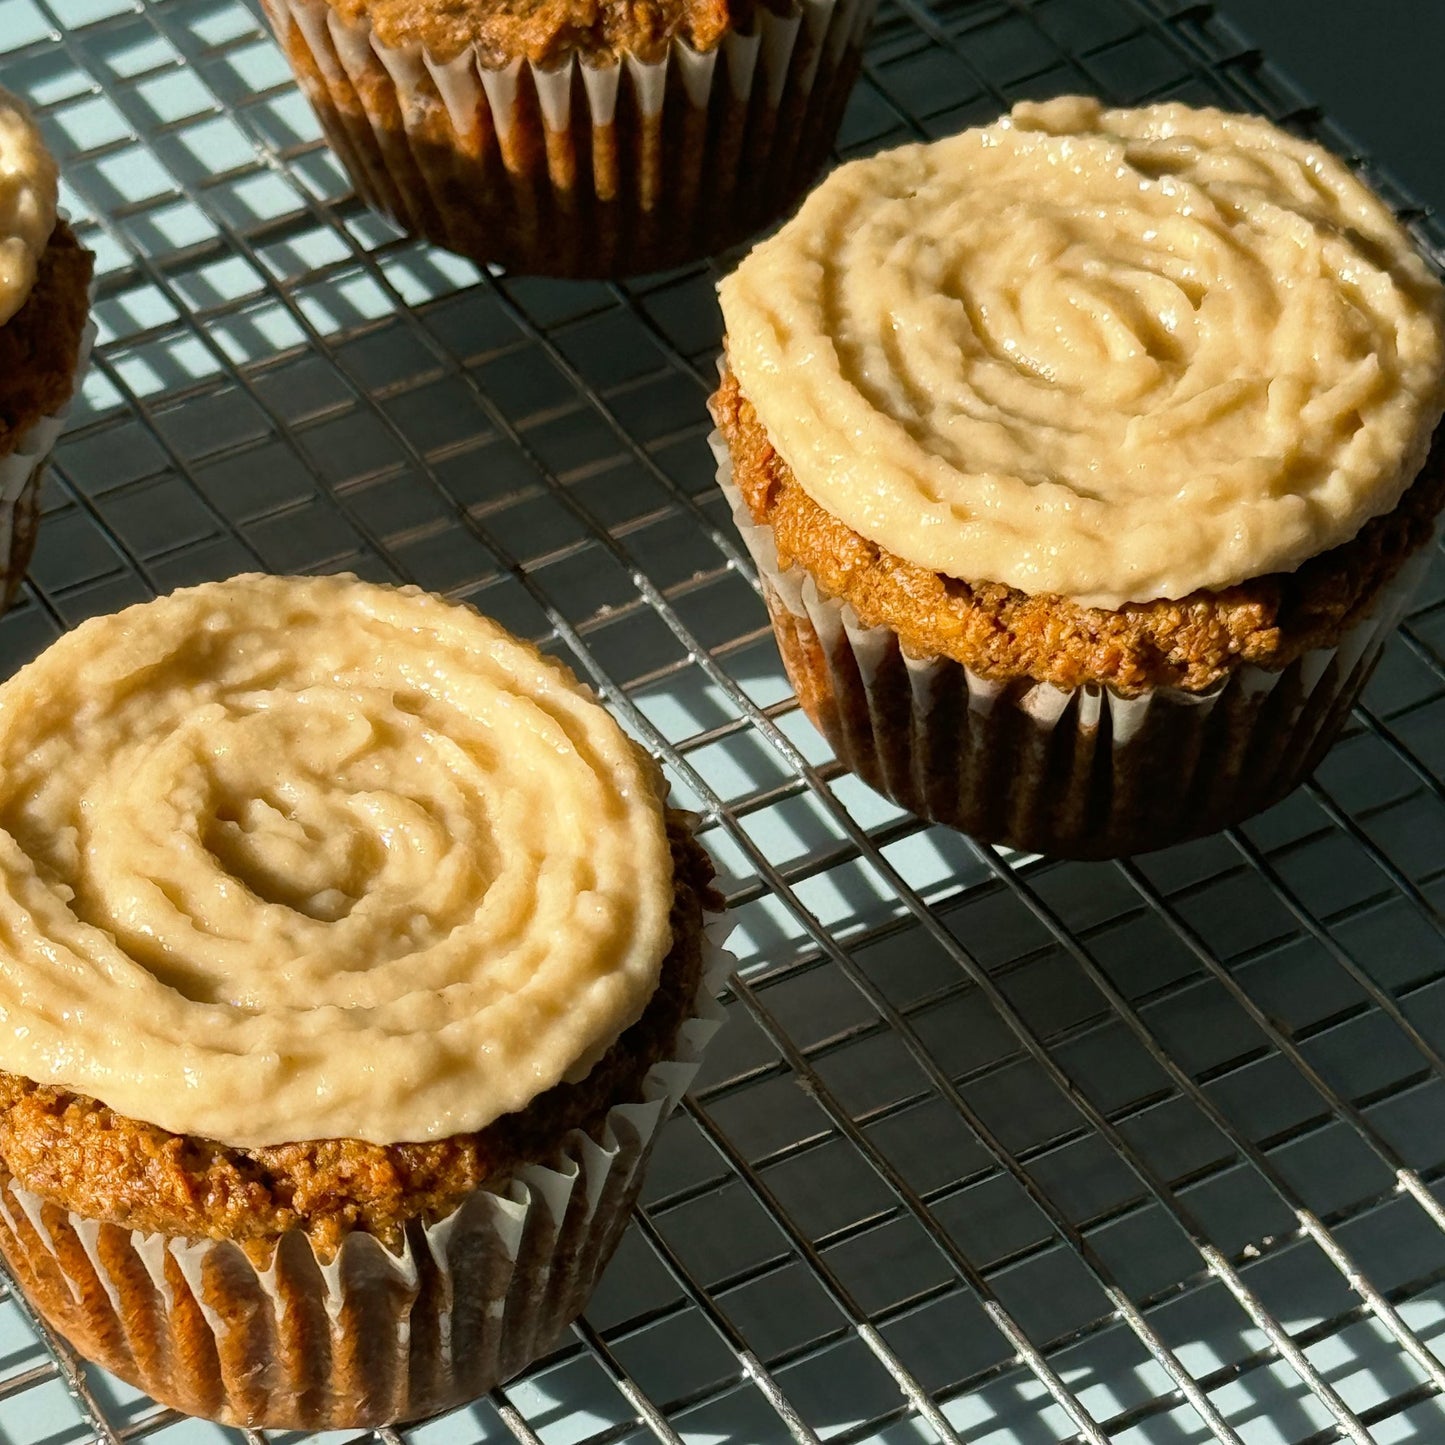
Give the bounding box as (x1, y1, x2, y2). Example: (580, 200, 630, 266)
(0, 88, 57, 328)
(0, 574, 675, 1148)
(718, 96, 1445, 606)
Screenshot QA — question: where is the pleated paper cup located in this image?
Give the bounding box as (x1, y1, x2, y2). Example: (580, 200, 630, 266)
(713, 430, 1434, 859)
(0, 315, 95, 615)
(0, 920, 732, 1430)
(259, 0, 876, 276)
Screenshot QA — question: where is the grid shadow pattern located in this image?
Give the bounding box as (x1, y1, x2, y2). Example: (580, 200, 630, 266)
(0, 0, 1443, 1442)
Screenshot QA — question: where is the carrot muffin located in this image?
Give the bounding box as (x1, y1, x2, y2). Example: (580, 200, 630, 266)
(257, 0, 876, 276)
(0, 573, 726, 1428)
(0, 88, 94, 611)
(711, 97, 1445, 858)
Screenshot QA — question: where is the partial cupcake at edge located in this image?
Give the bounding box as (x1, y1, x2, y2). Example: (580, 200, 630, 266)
(710, 96, 1445, 860)
(258, 0, 876, 277)
(0, 86, 94, 611)
(0, 573, 727, 1429)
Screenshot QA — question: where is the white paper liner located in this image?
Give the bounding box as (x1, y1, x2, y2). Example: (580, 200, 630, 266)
(710, 424, 1435, 857)
(0, 916, 733, 1429)
(259, 0, 878, 275)
(0, 315, 95, 610)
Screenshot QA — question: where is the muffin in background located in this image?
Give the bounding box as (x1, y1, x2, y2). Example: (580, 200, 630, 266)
(259, 0, 876, 278)
(0, 573, 727, 1428)
(0, 88, 95, 612)
(712, 97, 1445, 859)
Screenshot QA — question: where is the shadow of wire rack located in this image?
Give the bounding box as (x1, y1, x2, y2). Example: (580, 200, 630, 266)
(1, 0, 1444, 1440)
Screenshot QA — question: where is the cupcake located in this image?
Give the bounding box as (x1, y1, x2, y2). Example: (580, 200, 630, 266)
(0, 573, 726, 1429)
(256, 0, 876, 277)
(711, 97, 1445, 859)
(0, 87, 95, 611)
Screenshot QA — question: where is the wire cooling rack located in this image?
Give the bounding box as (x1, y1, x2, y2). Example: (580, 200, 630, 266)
(1, 0, 1444, 1442)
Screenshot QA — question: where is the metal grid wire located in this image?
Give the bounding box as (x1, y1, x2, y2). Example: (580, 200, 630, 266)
(0, 0, 1443, 1441)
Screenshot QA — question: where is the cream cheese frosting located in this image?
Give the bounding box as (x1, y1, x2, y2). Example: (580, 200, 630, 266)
(718, 96, 1445, 607)
(0, 574, 677, 1149)
(0, 88, 57, 329)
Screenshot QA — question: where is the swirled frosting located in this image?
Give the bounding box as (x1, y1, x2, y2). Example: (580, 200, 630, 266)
(719, 97, 1445, 606)
(0, 89, 57, 328)
(0, 574, 677, 1148)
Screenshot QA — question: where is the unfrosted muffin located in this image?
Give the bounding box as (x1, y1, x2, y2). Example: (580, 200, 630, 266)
(712, 97, 1445, 858)
(258, 0, 876, 276)
(0, 573, 726, 1428)
(0, 87, 94, 610)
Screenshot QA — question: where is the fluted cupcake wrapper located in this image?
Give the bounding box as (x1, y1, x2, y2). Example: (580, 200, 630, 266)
(259, 0, 876, 276)
(0, 314, 95, 614)
(712, 430, 1434, 859)
(0, 918, 733, 1430)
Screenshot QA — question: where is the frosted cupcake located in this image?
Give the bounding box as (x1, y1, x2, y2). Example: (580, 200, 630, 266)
(712, 97, 1445, 858)
(0, 88, 94, 610)
(258, 0, 876, 276)
(0, 573, 725, 1428)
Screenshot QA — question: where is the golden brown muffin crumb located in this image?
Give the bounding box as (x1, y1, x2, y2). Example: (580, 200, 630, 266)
(323, 0, 753, 65)
(0, 814, 720, 1259)
(712, 369, 1445, 696)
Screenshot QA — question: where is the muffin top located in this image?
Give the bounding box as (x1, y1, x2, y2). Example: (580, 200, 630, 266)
(0, 574, 676, 1150)
(0, 814, 714, 1248)
(0, 88, 58, 329)
(718, 96, 1445, 608)
(324, 0, 742, 66)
